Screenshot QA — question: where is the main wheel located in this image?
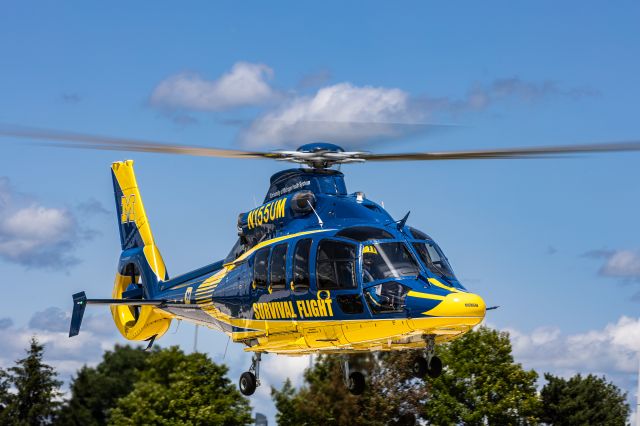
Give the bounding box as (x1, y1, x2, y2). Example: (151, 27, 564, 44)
(412, 356, 428, 378)
(427, 356, 443, 378)
(348, 371, 365, 395)
(239, 371, 257, 396)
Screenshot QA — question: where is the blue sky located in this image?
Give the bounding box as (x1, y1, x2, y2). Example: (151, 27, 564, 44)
(1, 1, 640, 421)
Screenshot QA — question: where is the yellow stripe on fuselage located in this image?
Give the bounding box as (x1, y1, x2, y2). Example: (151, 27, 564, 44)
(427, 277, 461, 293)
(407, 290, 445, 301)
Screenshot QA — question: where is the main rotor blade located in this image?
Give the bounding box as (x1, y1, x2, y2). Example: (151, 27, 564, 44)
(0, 125, 277, 159)
(361, 141, 640, 161)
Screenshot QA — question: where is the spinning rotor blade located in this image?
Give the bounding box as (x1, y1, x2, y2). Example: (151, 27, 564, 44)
(3, 124, 640, 166)
(361, 141, 640, 161)
(0, 125, 278, 159)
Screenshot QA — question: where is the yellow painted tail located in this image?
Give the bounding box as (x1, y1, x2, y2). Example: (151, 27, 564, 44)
(111, 160, 168, 281)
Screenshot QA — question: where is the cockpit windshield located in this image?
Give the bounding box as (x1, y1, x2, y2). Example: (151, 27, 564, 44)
(362, 242, 420, 283)
(412, 241, 456, 279)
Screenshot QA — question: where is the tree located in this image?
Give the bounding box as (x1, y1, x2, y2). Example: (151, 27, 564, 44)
(540, 373, 630, 425)
(108, 346, 252, 425)
(1, 337, 62, 425)
(0, 367, 11, 416)
(423, 327, 540, 425)
(272, 353, 429, 426)
(272, 327, 541, 425)
(57, 344, 152, 425)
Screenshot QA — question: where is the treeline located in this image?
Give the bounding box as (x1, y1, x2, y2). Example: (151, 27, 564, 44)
(0, 328, 631, 425)
(0, 340, 252, 425)
(272, 328, 630, 425)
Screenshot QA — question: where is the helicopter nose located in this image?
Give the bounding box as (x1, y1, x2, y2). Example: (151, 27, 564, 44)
(424, 292, 486, 318)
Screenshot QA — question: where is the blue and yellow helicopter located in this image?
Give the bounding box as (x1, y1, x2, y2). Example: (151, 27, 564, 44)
(4, 127, 640, 396)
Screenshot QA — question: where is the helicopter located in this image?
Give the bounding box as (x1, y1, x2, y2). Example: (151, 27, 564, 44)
(3, 126, 640, 396)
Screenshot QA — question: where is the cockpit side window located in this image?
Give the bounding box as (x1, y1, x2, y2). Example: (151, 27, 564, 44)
(316, 240, 357, 290)
(292, 239, 312, 292)
(412, 241, 456, 278)
(253, 247, 270, 288)
(335, 226, 394, 242)
(269, 243, 288, 290)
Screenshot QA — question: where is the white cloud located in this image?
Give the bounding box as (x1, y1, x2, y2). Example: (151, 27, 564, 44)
(148, 61, 597, 148)
(237, 76, 596, 148)
(507, 316, 640, 375)
(598, 250, 640, 279)
(0, 177, 82, 269)
(583, 249, 640, 299)
(150, 62, 276, 111)
(239, 82, 426, 148)
(0, 308, 123, 379)
(456, 78, 598, 111)
(502, 316, 640, 422)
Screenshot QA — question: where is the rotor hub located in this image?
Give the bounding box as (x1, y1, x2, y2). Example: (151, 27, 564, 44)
(273, 142, 367, 169)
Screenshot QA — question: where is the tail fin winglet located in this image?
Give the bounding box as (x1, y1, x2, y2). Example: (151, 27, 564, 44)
(69, 291, 87, 337)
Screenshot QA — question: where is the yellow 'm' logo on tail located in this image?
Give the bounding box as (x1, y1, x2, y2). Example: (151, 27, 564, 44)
(121, 194, 136, 224)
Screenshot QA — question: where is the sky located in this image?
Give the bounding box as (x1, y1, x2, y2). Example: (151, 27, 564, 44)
(1, 1, 640, 422)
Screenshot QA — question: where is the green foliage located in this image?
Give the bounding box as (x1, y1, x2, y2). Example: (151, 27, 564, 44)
(272, 352, 428, 426)
(0, 366, 11, 416)
(57, 344, 152, 425)
(107, 346, 252, 426)
(540, 373, 630, 425)
(423, 327, 541, 425)
(272, 327, 541, 425)
(1, 337, 62, 426)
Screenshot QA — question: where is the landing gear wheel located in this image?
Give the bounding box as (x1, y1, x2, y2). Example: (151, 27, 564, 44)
(412, 356, 428, 378)
(347, 371, 365, 395)
(427, 356, 443, 378)
(239, 372, 257, 396)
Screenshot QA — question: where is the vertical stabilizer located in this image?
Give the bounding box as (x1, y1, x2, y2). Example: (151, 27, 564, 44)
(111, 160, 168, 282)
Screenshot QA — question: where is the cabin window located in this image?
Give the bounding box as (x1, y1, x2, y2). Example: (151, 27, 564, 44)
(253, 247, 270, 288)
(316, 240, 357, 290)
(269, 243, 288, 290)
(337, 294, 364, 314)
(335, 226, 394, 242)
(292, 239, 312, 292)
(362, 242, 420, 283)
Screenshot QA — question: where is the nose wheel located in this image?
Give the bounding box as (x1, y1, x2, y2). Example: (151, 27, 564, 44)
(239, 353, 262, 396)
(341, 356, 366, 395)
(413, 334, 443, 379)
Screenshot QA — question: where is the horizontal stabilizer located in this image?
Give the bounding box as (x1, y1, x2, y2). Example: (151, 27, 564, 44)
(69, 292, 198, 338)
(83, 298, 167, 306)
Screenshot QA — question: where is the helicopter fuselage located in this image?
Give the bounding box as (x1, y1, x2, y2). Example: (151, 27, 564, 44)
(148, 168, 486, 354)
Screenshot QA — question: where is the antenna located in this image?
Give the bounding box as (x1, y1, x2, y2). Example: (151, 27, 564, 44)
(307, 200, 324, 228)
(397, 211, 410, 229)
